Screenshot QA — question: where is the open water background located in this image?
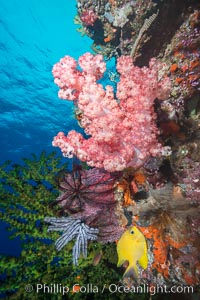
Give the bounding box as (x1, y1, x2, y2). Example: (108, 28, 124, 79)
(0, 0, 93, 256)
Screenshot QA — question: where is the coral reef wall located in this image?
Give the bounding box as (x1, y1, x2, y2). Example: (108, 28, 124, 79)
(1, 0, 200, 298)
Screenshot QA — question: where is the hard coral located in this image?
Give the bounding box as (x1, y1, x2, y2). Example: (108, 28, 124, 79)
(52, 53, 171, 172)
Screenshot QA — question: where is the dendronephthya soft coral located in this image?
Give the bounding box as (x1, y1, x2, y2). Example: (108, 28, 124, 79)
(52, 53, 171, 172)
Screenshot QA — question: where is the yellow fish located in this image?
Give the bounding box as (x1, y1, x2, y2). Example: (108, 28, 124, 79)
(117, 226, 148, 278)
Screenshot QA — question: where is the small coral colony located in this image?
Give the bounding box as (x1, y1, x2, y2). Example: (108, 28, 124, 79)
(45, 0, 200, 288)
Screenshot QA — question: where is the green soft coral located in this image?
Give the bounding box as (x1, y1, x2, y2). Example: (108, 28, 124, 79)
(0, 152, 125, 300)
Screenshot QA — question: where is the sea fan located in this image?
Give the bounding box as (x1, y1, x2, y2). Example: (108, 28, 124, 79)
(44, 216, 99, 265)
(53, 167, 118, 214)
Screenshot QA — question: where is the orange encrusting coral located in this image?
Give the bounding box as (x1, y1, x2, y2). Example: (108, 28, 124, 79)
(138, 223, 187, 279)
(189, 74, 199, 83)
(116, 171, 146, 207)
(172, 54, 200, 87)
(169, 10, 200, 99)
(183, 274, 197, 286)
(165, 236, 186, 249)
(138, 225, 170, 278)
(133, 171, 146, 185)
(170, 63, 178, 73)
(104, 35, 112, 43)
(173, 50, 180, 57)
(190, 59, 200, 69)
(175, 77, 184, 84)
(116, 179, 135, 206)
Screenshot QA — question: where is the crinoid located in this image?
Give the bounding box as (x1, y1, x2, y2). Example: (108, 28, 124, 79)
(49, 166, 125, 244)
(53, 167, 119, 214)
(44, 216, 99, 265)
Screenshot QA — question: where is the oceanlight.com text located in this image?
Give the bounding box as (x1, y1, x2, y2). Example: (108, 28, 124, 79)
(24, 283, 194, 295)
(108, 284, 194, 295)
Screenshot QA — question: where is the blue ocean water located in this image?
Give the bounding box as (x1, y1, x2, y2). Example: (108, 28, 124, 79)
(0, 0, 116, 259)
(0, 0, 92, 165)
(0, 0, 94, 257)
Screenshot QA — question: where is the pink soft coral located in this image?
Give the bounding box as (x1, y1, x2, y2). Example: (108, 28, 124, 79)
(52, 53, 171, 172)
(80, 10, 98, 26)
